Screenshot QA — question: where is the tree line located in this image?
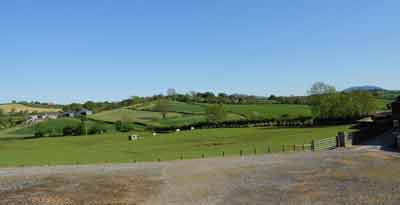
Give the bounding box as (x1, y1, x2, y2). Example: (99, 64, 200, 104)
(308, 82, 377, 121)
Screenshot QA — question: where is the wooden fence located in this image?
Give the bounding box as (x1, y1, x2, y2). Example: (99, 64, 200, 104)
(312, 137, 337, 151)
(135, 132, 347, 163)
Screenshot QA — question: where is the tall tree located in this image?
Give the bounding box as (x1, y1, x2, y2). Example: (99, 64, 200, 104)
(154, 99, 170, 119)
(308, 82, 336, 96)
(206, 104, 227, 122)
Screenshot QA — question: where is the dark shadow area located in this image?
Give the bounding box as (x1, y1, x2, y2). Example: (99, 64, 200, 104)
(351, 122, 399, 152)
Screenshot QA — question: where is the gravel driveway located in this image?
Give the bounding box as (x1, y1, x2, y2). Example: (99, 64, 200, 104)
(1, 148, 400, 205)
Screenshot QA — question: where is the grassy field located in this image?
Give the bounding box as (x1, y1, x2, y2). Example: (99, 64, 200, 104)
(5, 118, 115, 138)
(88, 108, 182, 124)
(225, 104, 312, 119)
(0, 103, 61, 113)
(136, 101, 207, 114)
(155, 113, 245, 127)
(86, 99, 389, 128)
(375, 99, 392, 110)
(0, 125, 353, 167)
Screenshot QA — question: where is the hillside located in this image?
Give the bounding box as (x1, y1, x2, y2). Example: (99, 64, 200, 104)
(135, 101, 207, 114)
(343, 85, 385, 93)
(87, 101, 313, 129)
(0, 104, 61, 113)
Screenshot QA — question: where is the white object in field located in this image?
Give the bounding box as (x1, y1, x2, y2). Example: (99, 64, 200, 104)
(153, 132, 157, 136)
(191, 127, 195, 130)
(176, 129, 181, 132)
(129, 135, 141, 141)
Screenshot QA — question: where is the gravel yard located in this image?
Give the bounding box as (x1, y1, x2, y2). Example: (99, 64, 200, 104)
(1, 148, 400, 205)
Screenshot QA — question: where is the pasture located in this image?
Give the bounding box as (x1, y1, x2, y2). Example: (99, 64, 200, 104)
(225, 104, 312, 119)
(6, 118, 115, 138)
(88, 108, 182, 124)
(375, 98, 392, 110)
(136, 101, 207, 114)
(0, 103, 61, 113)
(0, 125, 352, 167)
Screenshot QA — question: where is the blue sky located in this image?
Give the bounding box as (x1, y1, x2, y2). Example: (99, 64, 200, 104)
(1, 0, 399, 104)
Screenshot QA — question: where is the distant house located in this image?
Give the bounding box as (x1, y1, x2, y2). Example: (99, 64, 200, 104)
(28, 115, 39, 122)
(46, 113, 59, 120)
(63, 109, 93, 118)
(63, 112, 75, 118)
(77, 109, 93, 116)
(28, 112, 60, 123)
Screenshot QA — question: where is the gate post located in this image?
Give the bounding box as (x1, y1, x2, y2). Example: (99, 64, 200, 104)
(311, 140, 315, 152)
(337, 132, 345, 147)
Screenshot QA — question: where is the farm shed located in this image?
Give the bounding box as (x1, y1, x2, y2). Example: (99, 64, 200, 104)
(77, 109, 93, 116)
(392, 99, 400, 120)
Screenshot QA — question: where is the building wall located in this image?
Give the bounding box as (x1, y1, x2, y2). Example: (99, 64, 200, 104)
(393, 102, 400, 120)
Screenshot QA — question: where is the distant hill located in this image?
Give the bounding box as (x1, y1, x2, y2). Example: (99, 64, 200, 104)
(343, 86, 386, 93)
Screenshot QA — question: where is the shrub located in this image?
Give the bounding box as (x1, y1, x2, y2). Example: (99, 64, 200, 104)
(89, 123, 108, 135)
(63, 126, 77, 136)
(116, 121, 136, 132)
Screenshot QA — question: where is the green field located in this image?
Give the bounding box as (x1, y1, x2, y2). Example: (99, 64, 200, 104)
(155, 113, 245, 127)
(0, 125, 352, 167)
(137, 101, 207, 114)
(90, 102, 313, 128)
(225, 104, 312, 119)
(6, 118, 115, 138)
(70, 98, 390, 130)
(0, 103, 61, 113)
(88, 108, 182, 124)
(375, 99, 393, 110)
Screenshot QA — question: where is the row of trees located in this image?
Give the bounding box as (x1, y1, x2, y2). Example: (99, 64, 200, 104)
(151, 117, 315, 133)
(34, 121, 108, 137)
(308, 82, 377, 120)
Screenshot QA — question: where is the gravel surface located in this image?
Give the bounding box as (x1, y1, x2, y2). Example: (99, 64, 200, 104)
(1, 148, 400, 205)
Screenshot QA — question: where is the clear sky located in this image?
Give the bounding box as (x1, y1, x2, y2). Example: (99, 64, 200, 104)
(1, 0, 399, 104)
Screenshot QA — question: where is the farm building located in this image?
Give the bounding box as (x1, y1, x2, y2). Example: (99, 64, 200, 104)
(63, 112, 75, 118)
(392, 99, 400, 121)
(63, 109, 93, 118)
(28, 112, 60, 123)
(77, 109, 93, 116)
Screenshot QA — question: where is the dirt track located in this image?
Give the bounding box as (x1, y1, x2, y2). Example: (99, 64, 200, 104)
(1, 148, 400, 205)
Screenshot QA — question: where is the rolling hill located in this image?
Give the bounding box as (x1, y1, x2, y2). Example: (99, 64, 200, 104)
(343, 85, 385, 93)
(0, 103, 61, 113)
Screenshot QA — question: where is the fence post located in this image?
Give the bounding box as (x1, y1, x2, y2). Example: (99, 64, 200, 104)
(293, 144, 296, 152)
(254, 148, 257, 155)
(302, 144, 305, 151)
(222, 151, 225, 157)
(202, 154, 205, 159)
(336, 135, 340, 148)
(268, 145, 271, 153)
(282, 145, 285, 152)
(311, 140, 315, 152)
(338, 132, 345, 147)
(240, 150, 243, 156)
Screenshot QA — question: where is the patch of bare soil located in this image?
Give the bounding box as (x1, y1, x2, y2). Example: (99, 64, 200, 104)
(0, 172, 163, 205)
(2, 149, 400, 205)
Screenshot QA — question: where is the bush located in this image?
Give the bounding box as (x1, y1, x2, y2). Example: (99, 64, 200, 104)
(89, 123, 108, 135)
(63, 126, 76, 136)
(116, 121, 136, 132)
